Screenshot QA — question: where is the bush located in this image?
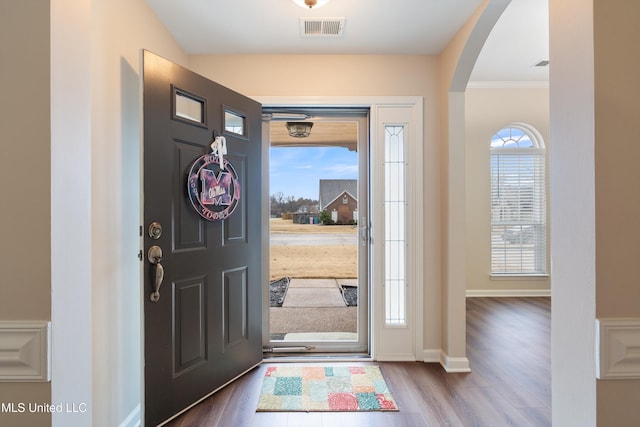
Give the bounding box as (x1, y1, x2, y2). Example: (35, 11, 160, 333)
(318, 210, 334, 225)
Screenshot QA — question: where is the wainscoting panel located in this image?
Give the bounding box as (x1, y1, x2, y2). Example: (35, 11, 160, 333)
(0, 321, 51, 381)
(596, 318, 640, 379)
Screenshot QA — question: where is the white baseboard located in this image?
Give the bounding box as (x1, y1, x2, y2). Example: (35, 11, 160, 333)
(422, 349, 441, 363)
(596, 318, 640, 379)
(423, 349, 471, 372)
(440, 351, 471, 373)
(374, 353, 417, 362)
(119, 404, 141, 427)
(466, 289, 551, 298)
(0, 321, 51, 382)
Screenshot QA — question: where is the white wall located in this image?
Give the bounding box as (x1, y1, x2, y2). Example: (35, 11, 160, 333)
(51, 0, 92, 424)
(465, 86, 550, 295)
(549, 0, 596, 425)
(91, 1, 187, 424)
(51, 0, 188, 426)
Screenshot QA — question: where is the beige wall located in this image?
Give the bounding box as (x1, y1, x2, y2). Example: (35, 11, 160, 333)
(593, 0, 640, 424)
(188, 1, 508, 370)
(12, 0, 639, 425)
(436, 0, 509, 365)
(465, 86, 550, 294)
(593, 0, 640, 320)
(436, 0, 488, 359)
(190, 54, 445, 354)
(186, 1, 500, 368)
(189, 54, 437, 97)
(0, 0, 51, 320)
(0, 1, 52, 426)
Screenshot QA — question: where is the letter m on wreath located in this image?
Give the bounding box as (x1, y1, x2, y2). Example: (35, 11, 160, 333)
(200, 169, 232, 206)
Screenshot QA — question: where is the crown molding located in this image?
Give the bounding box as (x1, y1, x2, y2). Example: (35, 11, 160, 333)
(466, 80, 549, 89)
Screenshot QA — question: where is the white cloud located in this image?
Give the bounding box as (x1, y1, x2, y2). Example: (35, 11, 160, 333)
(322, 164, 358, 175)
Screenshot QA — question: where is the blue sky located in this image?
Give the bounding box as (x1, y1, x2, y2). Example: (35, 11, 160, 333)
(269, 146, 358, 200)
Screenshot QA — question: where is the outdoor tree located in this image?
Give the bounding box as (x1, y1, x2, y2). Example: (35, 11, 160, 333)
(270, 193, 318, 217)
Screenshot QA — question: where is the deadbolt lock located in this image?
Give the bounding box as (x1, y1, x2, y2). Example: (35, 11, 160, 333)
(148, 221, 162, 240)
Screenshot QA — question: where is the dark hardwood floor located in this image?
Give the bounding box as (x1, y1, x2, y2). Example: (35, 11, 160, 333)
(164, 297, 551, 427)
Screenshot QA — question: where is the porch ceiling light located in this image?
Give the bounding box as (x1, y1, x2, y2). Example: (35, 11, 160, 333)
(286, 122, 313, 138)
(291, 0, 331, 9)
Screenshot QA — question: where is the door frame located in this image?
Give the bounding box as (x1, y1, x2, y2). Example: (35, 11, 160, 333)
(256, 96, 424, 361)
(263, 108, 370, 354)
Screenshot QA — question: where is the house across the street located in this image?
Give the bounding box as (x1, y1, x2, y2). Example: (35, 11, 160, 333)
(319, 179, 358, 225)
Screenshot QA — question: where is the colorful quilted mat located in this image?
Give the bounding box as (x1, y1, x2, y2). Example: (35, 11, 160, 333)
(256, 365, 399, 412)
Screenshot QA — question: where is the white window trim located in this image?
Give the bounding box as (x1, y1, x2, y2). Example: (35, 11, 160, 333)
(490, 123, 547, 276)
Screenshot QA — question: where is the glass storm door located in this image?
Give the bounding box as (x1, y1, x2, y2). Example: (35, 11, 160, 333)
(264, 108, 370, 355)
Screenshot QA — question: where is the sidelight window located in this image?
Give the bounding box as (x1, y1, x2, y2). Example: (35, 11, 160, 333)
(384, 125, 407, 325)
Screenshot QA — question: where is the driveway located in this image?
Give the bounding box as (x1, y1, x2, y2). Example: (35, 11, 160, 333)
(270, 233, 357, 246)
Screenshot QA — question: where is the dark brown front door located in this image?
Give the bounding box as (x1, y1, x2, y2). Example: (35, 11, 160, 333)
(142, 51, 263, 426)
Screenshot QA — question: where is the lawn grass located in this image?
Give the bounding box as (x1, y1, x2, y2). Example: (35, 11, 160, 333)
(269, 219, 357, 280)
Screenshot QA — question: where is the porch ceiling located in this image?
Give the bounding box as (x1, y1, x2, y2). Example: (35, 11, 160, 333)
(270, 121, 358, 151)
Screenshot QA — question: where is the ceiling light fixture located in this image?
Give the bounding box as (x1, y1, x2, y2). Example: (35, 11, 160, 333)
(286, 122, 313, 138)
(291, 0, 330, 9)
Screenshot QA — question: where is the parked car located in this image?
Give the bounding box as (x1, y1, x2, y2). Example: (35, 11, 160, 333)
(502, 226, 535, 244)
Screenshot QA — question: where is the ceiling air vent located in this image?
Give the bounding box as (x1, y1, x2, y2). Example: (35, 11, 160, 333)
(300, 18, 345, 37)
(534, 60, 550, 67)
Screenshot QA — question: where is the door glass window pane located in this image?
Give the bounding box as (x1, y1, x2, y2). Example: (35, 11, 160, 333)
(224, 110, 245, 136)
(175, 91, 204, 124)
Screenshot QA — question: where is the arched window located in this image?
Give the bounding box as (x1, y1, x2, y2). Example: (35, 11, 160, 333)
(490, 124, 547, 275)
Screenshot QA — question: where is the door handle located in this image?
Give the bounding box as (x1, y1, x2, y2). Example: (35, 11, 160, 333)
(148, 246, 164, 302)
(359, 217, 369, 246)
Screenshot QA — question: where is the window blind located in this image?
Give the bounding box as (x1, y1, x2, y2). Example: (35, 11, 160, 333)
(490, 149, 546, 274)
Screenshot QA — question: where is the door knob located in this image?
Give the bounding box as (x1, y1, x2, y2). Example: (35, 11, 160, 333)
(148, 246, 164, 302)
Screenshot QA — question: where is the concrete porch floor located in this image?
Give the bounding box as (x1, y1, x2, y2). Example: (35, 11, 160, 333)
(269, 278, 358, 336)
(282, 278, 356, 308)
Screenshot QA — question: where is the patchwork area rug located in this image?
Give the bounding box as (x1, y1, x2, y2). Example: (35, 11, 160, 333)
(256, 366, 398, 412)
